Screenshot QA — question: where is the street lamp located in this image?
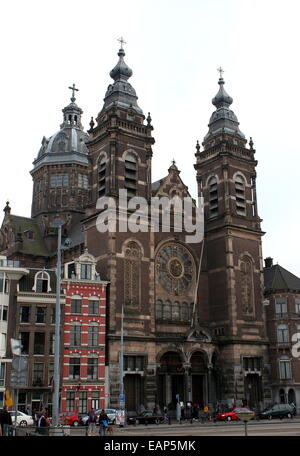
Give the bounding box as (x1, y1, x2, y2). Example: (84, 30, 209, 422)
(50, 218, 64, 427)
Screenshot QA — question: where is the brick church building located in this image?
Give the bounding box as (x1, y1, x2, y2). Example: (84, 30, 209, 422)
(2, 43, 296, 414)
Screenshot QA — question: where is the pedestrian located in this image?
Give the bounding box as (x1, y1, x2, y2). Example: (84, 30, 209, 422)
(98, 409, 109, 436)
(0, 406, 12, 436)
(87, 407, 97, 436)
(37, 410, 49, 436)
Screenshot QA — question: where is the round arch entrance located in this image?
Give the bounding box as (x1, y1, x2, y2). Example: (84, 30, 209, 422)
(157, 351, 185, 407)
(190, 351, 209, 407)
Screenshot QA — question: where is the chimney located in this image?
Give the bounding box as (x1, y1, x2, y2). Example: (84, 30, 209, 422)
(264, 257, 273, 268)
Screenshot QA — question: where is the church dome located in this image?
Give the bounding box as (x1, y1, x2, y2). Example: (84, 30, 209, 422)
(33, 94, 89, 171)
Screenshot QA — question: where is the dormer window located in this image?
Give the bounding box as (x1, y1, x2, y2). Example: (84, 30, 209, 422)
(33, 271, 51, 293)
(81, 263, 92, 280)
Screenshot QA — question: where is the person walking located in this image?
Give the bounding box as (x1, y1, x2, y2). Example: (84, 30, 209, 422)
(87, 407, 97, 436)
(98, 409, 109, 436)
(37, 410, 49, 436)
(0, 406, 12, 436)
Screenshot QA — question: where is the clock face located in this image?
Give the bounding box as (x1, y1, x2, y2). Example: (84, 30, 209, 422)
(156, 243, 194, 295)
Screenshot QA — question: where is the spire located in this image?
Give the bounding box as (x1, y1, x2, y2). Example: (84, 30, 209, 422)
(99, 41, 143, 116)
(203, 69, 245, 147)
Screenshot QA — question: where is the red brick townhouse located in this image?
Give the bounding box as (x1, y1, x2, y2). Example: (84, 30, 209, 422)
(60, 250, 109, 414)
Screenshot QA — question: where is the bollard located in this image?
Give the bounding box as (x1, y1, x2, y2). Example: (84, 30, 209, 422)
(168, 416, 171, 425)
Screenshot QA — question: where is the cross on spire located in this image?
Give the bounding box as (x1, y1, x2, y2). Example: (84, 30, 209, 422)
(118, 36, 126, 50)
(68, 83, 79, 103)
(217, 66, 224, 79)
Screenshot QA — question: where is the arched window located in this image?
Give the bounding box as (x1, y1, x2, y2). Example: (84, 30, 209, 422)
(98, 156, 106, 197)
(124, 153, 137, 197)
(124, 241, 141, 307)
(163, 300, 171, 320)
(277, 324, 289, 343)
(240, 257, 254, 315)
(235, 175, 246, 216)
(33, 271, 51, 293)
(156, 300, 163, 319)
(208, 176, 218, 218)
(173, 301, 180, 320)
(279, 355, 292, 380)
(181, 302, 189, 321)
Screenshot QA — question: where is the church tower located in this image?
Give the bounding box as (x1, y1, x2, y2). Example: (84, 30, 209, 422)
(30, 87, 90, 252)
(194, 72, 271, 407)
(85, 42, 154, 215)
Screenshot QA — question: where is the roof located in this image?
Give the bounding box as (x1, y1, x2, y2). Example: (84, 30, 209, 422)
(9, 215, 49, 257)
(264, 264, 300, 292)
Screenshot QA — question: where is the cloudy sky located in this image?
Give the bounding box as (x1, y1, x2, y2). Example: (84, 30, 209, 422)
(1, 0, 299, 276)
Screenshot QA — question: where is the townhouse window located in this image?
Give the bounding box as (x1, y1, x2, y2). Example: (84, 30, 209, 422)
(275, 297, 288, 318)
(20, 306, 30, 323)
(88, 299, 99, 315)
(88, 326, 98, 347)
(0, 305, 8, 321)
(91, 391, 99, 410)
(34, 332, 45, 355)
(277, 324, 289, 343)
(295, 298, 300, 315)
(87, 358, 98, 380)
(70, 325, 81, 346)
(66, 391, 75, 410)
(71, 298, 82, 314)
(0, 273, 9, 294)
(36, 307, 46, 323)
(48, 363, 54, 386)
(51, 307, 56, 324)
(33, 363, 44, 386)
(49, 333, 55, 355)
(20, 332, 30, 354)
(69, 358, 80, 380)
(279, 356, 292, 380)
(0, 363, 5, 387)
(79, 391, 87, 414)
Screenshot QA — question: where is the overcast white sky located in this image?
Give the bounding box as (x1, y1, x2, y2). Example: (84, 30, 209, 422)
(0, 0, 299, 276)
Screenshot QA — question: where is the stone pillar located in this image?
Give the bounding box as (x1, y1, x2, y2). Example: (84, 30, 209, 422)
(184, 363, 191, 402)
(166, 375, 172, 405)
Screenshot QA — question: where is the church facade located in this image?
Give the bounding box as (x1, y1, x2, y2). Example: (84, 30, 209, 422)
(0, 45, 274, 413)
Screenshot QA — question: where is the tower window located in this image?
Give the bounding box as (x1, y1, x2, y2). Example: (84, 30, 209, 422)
(98, 157, 106, 197)
(235, 175, 246, 216)
(78, 174, 89, 189)
(50, 174, 69, 188)
(208, 176, 219, 218)
(124, 153, 137, 197)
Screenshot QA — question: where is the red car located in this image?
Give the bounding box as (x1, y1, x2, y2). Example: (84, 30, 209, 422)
(216, 408, 245, 422)
(59, 411, 80, 426)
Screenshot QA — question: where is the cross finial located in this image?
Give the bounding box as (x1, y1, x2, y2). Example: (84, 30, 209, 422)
(118, 36, 126, 50)
(217, 66, 224, 79)
(68, 83, 79, 103)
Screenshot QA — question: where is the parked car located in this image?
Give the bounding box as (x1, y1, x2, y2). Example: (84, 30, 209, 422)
(59, 411, 80, 426)
(216, 407, 253, 422)
(258, 403, 295, 420)
(9, 411, 34, 427)
(80, 408, 117, 426)
(127, 410, 164, 425)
